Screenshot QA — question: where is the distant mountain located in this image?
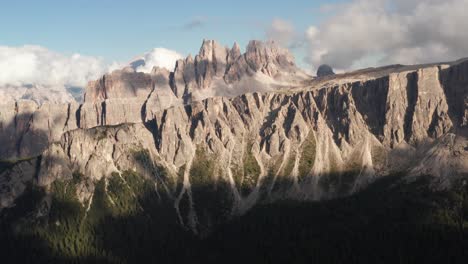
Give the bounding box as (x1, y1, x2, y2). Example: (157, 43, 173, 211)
(84, 39, 309, 104)
(0, 84, 81, 105)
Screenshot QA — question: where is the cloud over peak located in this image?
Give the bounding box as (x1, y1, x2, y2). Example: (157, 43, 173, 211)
(305, 0, 468, 71)
(0, 45, 183, 103)
(266, 18, 296, 48)
(133, 48, 184, 73)
(0, 45, 106, 87)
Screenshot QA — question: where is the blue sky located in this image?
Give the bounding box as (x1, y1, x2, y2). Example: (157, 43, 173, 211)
(0, 0, 345, 65)
(1, 0, 465, 88)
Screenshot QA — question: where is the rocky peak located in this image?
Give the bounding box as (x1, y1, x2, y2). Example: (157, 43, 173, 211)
(244, 40, 295, 73)
(165, 39, 307, 102)
(194, 39, 225, 89)
(83, 39, 307, 105)
(197, 39, 228, 64)
(84, 68, 155, 103)
(224, 40, 301, 84)
(227, 42, 241, 64)
(1, 55, 467, 236)
(317, 64, 335, 77)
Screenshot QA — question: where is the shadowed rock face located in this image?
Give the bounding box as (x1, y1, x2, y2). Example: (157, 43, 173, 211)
(0, 101, 78, 159)
(84, 68, 155, 102)
(1, 41, 468, 233)
(317, 64, 335, 77)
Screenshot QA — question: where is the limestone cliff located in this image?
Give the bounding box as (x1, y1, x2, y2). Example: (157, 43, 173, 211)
(1, 41, 467, 233)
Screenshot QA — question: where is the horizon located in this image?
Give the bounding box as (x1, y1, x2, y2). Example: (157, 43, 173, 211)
(1, 0, 467, 88)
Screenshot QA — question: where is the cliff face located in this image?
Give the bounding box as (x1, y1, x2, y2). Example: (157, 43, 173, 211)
(85, 39, 307, 104)
(1, 40, 467, 233)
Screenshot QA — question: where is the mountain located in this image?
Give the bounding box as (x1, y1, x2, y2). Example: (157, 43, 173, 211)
(0, 84, 81, 105)
(0, 40, 467, 263)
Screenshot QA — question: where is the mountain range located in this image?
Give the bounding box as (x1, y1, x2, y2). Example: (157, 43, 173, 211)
(0, 39, 467, 263)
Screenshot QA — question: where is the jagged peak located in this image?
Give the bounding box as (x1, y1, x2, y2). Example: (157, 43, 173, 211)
(229, 42, 241, 61)
(246, 40, 294, 60)
(84, 39, 306, 103)
(175, 39, 296, 73)
(198, 39, 214, 57)
(232, 41, 240, 51)
(246, 39, 282, 52)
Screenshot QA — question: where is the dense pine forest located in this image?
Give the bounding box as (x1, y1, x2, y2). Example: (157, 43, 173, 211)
(0, 171, 467, 264)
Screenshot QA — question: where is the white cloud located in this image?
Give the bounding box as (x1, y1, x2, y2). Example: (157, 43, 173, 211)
(107, 61, 127, 73)
(0, 46, 183, 87)
(0, 45, 184, 103)
(266, 19, 296, 47)
(134, 48, 184, 73)
(305, 0, 468, 71)
(0, 45, 106, 87)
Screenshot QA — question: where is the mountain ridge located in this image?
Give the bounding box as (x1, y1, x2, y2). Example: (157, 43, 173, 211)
(0, 40, 467, 234)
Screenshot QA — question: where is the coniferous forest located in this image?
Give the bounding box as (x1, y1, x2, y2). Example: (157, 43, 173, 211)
(0, 171, 467, 264)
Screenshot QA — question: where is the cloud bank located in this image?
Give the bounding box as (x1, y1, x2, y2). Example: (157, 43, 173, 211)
(0, 45, 183, 87)
(305, 0, 468, 71)
(134, 48, 184, 73)
(266, 18, 296, 47)
(0, 45, 106, 88)
(0, 45, 183, 103)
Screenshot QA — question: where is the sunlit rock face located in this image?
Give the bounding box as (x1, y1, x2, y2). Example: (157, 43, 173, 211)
(1, 40, 467, 234)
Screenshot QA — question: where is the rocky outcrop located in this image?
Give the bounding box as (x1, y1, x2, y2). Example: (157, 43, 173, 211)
(84, 67, 156, 103)
(0, 101, 78, 159)
(1, 57, 466, 162)
(84, 40, 308, 108)
(78, 39, 310, 127)
(185, 40, 306, 101)
(0, 157, 40, 209)
(439, 60, 468, 127)
(21, 79, 465, 231)
(317, 64, 335, 77)
(1, 42, 468, 231)
(225, 40, 299, 83)
(37, 124, 158, 186)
